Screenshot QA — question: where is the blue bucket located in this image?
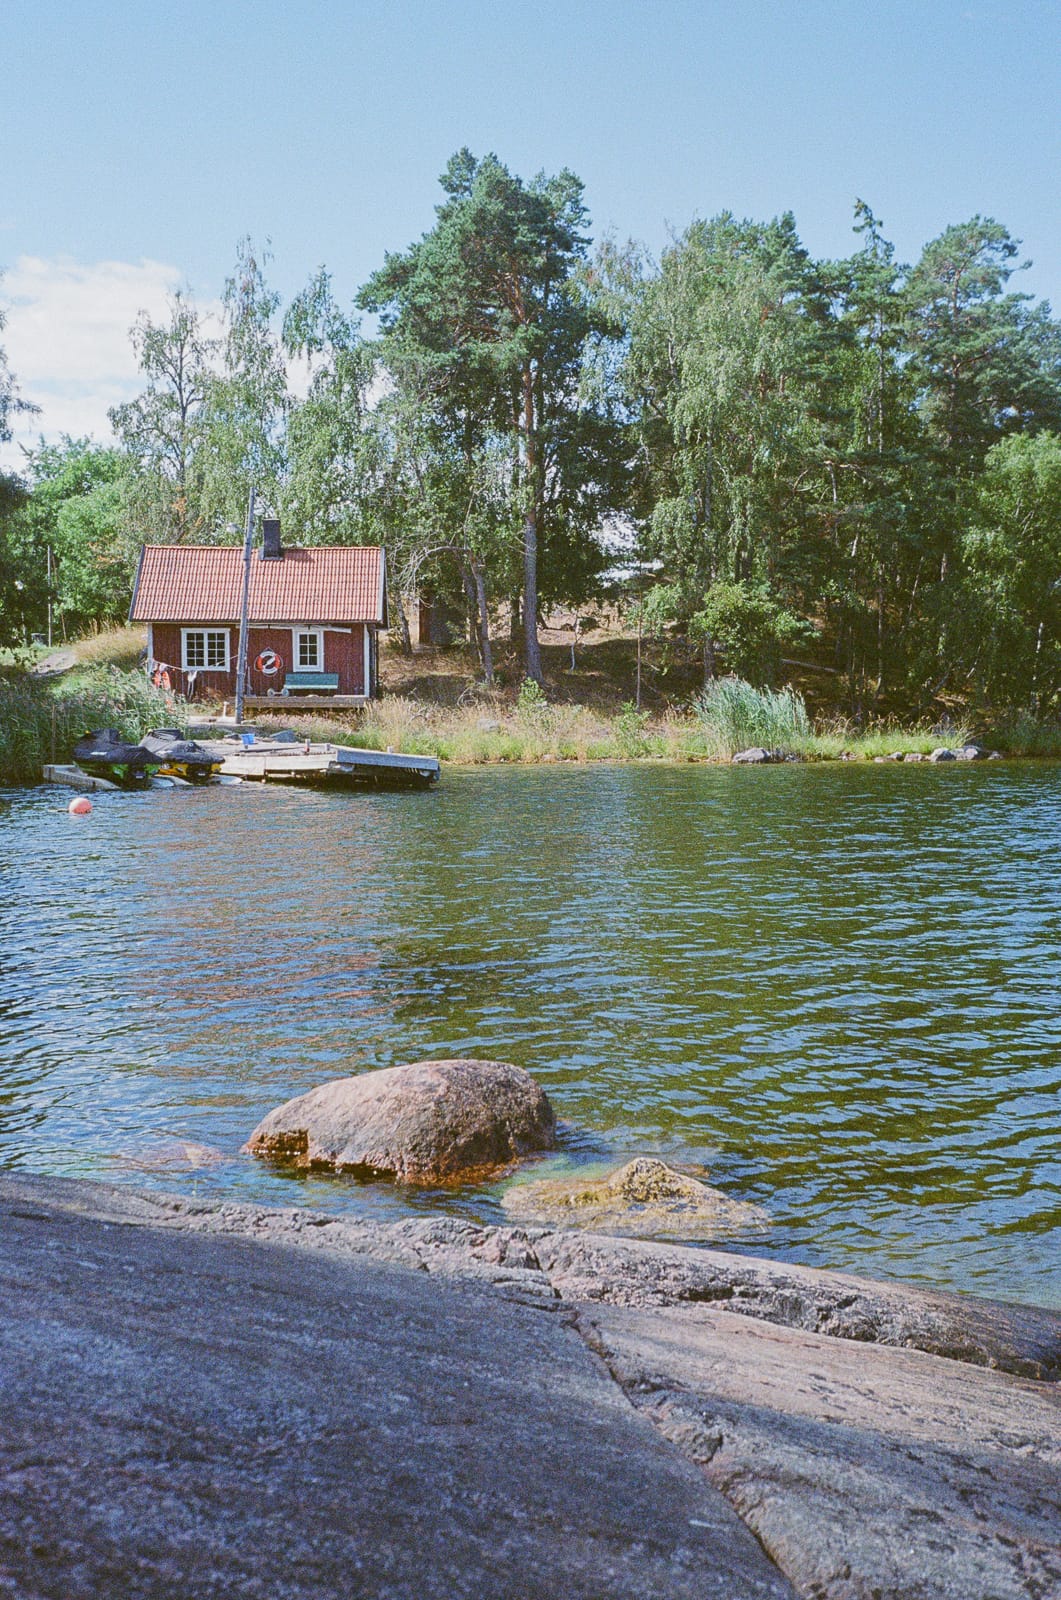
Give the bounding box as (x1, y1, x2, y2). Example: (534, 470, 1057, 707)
(241, 732, 254, 748)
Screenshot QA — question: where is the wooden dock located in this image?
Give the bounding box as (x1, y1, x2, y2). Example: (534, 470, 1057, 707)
(198, 738, 440, 790)
(44, 742, 440, 794)
(43, 764, 120, 792)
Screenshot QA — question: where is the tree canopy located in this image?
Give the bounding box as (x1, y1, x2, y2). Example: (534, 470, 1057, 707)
(8, 164, 1061, 719)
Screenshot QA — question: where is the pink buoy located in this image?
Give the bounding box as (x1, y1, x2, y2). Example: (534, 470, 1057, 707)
(68, 796, 93, 816)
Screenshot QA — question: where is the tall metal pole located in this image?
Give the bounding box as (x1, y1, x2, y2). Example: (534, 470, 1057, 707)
(46, 545, 53, 649)
(234, 488, 256, 726)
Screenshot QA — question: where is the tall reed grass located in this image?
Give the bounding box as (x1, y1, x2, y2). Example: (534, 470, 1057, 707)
(692, 678, 813, 757)
(0, 668, 178, 785)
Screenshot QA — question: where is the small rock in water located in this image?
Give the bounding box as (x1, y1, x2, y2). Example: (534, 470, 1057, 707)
(929, 747, 958, 762)
(115, 1140, 229, 1172)
(732, 747, 775, 765)
(502, 1156, 770, 1241)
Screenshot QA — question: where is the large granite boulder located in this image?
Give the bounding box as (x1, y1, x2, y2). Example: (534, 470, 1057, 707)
(244, 1058, 556, 1184)
(502, 1157, 770, 1241)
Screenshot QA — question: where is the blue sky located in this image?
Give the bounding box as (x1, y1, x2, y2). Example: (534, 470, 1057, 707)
(3, 0, 1060, 460)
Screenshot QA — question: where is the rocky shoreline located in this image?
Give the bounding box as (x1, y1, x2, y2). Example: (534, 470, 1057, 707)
(2, 1171, 1058, 1599)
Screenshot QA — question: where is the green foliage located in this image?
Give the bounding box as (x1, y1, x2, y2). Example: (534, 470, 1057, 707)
(614, 700, 651, 756)
(690, 581, 810, 685)
(956, 431, 1061, 709)
(515, 676, 549, 722)
(359, 149, 626, 681)
(11, 439, 135, 635)
(197, 238, 289, 530)
(108, 292, 215, 542)
(692, 677, 812, 757)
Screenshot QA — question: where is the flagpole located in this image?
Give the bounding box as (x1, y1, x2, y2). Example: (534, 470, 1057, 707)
(234, 488, 256, 726)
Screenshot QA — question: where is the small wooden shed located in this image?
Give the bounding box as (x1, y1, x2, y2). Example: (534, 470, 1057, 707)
(129, 527, 387, 706)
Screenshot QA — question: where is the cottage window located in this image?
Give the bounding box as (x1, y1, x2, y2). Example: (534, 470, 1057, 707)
(182, 628, 230, 671)
(294, 628, 324, 670)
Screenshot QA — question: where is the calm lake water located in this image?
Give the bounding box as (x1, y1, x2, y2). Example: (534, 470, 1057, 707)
(1, 763, 1059, 1308)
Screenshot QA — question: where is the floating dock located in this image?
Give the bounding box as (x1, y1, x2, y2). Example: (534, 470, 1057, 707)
(44, 741, 440, 795)
(197, 738, 440, 790)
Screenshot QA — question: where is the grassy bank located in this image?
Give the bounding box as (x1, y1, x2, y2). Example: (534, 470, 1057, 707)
(252, 681, 984, 766)
(5, 624, 1061, 787)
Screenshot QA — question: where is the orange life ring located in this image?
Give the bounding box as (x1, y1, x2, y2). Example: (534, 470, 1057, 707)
(255, 649, 282, 676)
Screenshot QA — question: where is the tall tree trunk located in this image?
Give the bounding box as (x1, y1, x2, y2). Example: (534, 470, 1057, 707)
(461, 564, 481, 660)
(522, 364, 543, 683)
(393, 589, 413, 656)
(702, 635, 716, 688)
(473, 561, 494, 685)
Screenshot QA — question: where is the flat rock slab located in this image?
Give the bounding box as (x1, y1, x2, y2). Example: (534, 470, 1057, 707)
(0, 1176, 792, 1600)
(245, 1058, 556, 1183)
(531, 1229, 1061, 1380)
(4, 1175, 1061, 1600)
(581, 1301, 1061, 1600)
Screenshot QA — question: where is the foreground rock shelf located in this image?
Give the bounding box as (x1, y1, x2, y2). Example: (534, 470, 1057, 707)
(2, 1173, 1058, 1600)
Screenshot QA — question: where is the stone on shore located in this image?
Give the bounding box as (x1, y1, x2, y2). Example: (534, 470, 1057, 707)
(732, 747, 778, 764)
(502, 1156, 770, 1241)
(244, 1058, 557, 1184)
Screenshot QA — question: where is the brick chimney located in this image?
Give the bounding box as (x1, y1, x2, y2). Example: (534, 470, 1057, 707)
(261, 518, 282, 561)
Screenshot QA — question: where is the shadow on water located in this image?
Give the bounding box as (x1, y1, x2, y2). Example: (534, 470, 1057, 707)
(1, 762, 1059, 1306)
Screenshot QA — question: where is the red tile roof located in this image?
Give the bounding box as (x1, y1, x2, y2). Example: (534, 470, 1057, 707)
(130, 545, 386, 625)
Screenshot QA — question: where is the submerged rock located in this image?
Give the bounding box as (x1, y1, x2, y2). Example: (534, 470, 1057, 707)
(502, 1156, 770, 1241)
(245, 1058, 556, 1185)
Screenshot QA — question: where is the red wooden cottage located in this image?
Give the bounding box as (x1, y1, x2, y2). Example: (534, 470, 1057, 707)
(129, 523, 387, 706)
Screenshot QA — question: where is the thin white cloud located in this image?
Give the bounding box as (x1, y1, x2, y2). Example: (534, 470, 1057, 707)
(0, 255, 209, 470)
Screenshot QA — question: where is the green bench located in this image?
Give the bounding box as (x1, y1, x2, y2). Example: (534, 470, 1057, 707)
(282, 671, 340, 695)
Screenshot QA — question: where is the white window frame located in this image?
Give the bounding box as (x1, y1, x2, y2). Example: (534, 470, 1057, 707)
(181, 627, 230, 672)
(292, 627, 324, 671)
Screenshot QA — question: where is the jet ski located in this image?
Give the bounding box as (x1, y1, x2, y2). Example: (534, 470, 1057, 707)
(72, 729, 159, 789)
(139, 728, 224, 783)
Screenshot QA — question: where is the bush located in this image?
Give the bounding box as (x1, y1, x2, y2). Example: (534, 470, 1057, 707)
(692, 676, 812, 758)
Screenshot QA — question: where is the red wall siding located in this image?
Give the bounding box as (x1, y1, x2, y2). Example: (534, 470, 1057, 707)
(150, 623, 237, 700)
(149, 622, 371, 699)
(246, 627, 296, 698)
(324, 625, 365, 695)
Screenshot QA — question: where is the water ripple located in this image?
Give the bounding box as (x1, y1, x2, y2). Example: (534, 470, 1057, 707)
(1, 764, 1059, 1306)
